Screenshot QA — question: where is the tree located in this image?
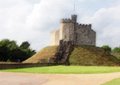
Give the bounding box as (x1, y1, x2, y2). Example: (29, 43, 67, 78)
(7, 40, 18, 50)
(20, 41, 30, 49)
(0, 39, 12, 61)
(9, 41, 36, 62)
(101, 45, 111, 53)
(0, 39, 10, 45)
(0, 39, 36, 62)
(0, 45, 9, 61)
(113, 47, 120, 53)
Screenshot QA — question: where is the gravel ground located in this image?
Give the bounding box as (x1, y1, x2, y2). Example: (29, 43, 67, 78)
(0, 72, 120, 85)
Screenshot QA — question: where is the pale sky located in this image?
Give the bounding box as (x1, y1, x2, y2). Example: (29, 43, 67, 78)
(0, 0, 120, 51)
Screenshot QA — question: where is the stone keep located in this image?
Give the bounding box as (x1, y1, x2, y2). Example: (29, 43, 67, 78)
(51, 15, 96, 46)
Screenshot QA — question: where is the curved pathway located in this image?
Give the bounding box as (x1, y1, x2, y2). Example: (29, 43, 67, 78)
(0, 72, 120, 85)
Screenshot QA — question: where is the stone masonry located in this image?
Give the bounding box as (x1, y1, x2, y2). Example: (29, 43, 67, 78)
(51, 15, 96, 46)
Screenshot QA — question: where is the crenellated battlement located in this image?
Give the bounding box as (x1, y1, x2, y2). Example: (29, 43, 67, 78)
(61, 14, 77, 23)
(61, 18, 73, 23)
(79, 24, 91, 28)
(51, 14, 96, 46)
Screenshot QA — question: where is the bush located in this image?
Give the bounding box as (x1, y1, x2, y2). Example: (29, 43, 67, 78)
(101, 45, 111, 53)
(113, 47, 120, 53)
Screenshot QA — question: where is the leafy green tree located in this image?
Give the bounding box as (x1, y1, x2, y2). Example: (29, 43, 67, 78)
(113, 47, 120, 53)
(7, 40, 18, 50)
(9, 41, 36, 62)
(0, 39, 11, 61)
(0, 39, 18, 50)
(101, 45, 111, 53)
(0, 39, 36, 62)
(0, 45, 9, 61)
(20, 41, 30, 49)
(0, 39, 10, 45)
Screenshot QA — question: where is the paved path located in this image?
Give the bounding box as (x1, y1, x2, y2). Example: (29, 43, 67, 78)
(0, 72, 120, 85)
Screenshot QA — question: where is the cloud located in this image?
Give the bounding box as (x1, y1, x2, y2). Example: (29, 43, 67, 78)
(0, 0, 37, 47)
(0, 0, 74, 50)
(24, 0, 75, 50)
(81, 4, 120, 47)
(0, 0, 120, 51)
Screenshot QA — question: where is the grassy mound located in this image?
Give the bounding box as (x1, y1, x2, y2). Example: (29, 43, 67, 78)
(23, 46, 57, 63)
(69, 45, 119, 66)
(23, 45, 119, 66)
(112, 52, 120, 60)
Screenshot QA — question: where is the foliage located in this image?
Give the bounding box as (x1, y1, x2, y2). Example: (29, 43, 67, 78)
(0, 39, 36, 62)
(111, 47, 120, 60)
(113, 47, 120, 53)
(1, 66, 120, 74)
(20, 41, 30, 49)
(101, 45, 112, 53)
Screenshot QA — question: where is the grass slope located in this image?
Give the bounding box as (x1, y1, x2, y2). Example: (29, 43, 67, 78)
(112, 52, 120, 60)
(102, 78, 120, 85)
(69, 45, 119, 66)
(1, 66, 120, 74)
(23, 45, 119, 66)
(23, 46, 57, 63)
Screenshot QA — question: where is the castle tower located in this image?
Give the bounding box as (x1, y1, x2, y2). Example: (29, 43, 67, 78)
(59, 15, 76, 42)
(71, 14, 77, 23)
(50, 14, 96, 46)
(51, 29, 60, 45)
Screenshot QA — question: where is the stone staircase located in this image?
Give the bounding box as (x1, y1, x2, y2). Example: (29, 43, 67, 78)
(54, 40, 74, 64)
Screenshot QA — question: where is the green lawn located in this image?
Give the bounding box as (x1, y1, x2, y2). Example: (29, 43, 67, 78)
(102, 78, 120, 85)
(1, 66, 120, 74)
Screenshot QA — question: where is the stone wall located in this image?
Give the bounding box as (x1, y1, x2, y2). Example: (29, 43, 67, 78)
(0, 63, 59, 69)
(50, 29, 60, 45)
(59, 22, 74, 41)
(50, 15, 96, 46)
(75, 24, 96, 46)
